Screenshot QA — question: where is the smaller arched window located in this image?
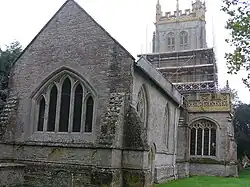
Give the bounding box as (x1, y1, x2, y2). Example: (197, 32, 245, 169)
(59, 78, 71, 132)
(85, 96, 94, 133)
(136, 86, 147, 126)
(167, 32, 175, 51)
(47, 85, 58, 132)
(180, 31, 188, 49)
(163, 104, 170, 148)
(37, 96, 46, 131)
(190, 119, 217, 156)
(73, 84, 84, 132)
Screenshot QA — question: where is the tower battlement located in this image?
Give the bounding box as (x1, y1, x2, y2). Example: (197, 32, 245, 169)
(156, 0, 206, 24)
(163, 9, 195, 18)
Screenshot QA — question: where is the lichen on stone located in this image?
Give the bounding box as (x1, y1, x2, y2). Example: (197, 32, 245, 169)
(100, 92, 125, 145)
(123, 104, 148, 150)
(0, 93, 19, 139)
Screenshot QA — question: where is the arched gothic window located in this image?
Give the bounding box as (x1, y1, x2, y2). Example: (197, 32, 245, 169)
(85, 96, 94, 132)
(37, 96, 45, 132)
(167, 32, 175, 51)
(180, 31, 188, 49)
(163, 103, 170, 148)
(59, 78, 71, 132)
(136, 86, 147, 126)
(73, 84, 83, 132)
(36, 74, 95, 134)
(190, 119, 216, 156)
(47, 85, 57, 132)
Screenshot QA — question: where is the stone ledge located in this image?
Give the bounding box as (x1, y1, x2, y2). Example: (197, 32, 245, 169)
(190, 158, 238, 165)
(0, 142, 150, 152)
(0, 163, 25, 169)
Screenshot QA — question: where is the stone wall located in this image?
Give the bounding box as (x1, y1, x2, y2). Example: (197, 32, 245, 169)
(0, 163, 25, 186)
(190, 163, 238, 177)
(186, 112, 238, 177)
(154, 20, 206, 53)
(132, 67, 181, 184)
(188, 112, 236, 162)
(176, 162, 189, 178)
(0, 94, 18, 141)
(0, 0, 135, 186)
(7, 0, 134, 143)
(23, 164, 122, 187)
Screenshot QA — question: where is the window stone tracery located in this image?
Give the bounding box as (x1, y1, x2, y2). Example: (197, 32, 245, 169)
(136, 86, 147, 126)
(190, 119, 217, 156)
(180, 31, 188, 50)
(34, 73, 95, 134)
(163, 103, 170, 148)
(167, 32, 175, 51)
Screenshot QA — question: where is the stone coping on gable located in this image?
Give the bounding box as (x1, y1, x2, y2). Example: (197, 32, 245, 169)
(135, 56, 183, 105)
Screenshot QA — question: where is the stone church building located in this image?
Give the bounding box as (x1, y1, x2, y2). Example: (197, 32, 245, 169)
(0, 0, 238, 186)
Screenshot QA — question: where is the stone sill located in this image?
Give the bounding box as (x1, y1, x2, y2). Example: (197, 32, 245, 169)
(190, 158, 238, 165)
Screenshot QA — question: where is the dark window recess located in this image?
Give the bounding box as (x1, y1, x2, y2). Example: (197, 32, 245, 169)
(168, 38, 171, 45)
(73, 84, 83, 132)
(197, 128, 202, 155)
(184, 34, 188, 44)
(59, 78, 71, 132)
(190, 128, 196, 155)
(204, 128, 209, 155)
(172, 38, 175, 45)
(47, 85, 58, 131)
(37, 97, 46, 131)
(85, 96, 94, 132)
(211, 128, 216, 156)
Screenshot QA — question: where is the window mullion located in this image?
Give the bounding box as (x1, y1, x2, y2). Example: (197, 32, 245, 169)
(81, 90, 86, 133)
(202, 128, 204, 156)
(208, 128, 211, 156)
(68, 83, 75, 133)
(195, 128, 198, 156)
(55, 84, 62, 133)
(43, 93, 50, 132)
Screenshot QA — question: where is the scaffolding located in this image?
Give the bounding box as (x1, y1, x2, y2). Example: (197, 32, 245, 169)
(141, 48, 218, 94)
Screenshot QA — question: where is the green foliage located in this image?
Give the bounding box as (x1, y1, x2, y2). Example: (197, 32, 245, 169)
(155, 168, 250, 187)
(222, 0, 250, 87)
(0, 41, 22, 80)
(233, 103, 250, 158)
(0, 41, 22, 108)
(124, 174, 143, 187)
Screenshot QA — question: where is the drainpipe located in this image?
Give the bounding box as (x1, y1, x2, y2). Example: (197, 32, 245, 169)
(173, 103, 182, 180)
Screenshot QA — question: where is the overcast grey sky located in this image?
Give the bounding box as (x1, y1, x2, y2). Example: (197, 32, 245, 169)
(0, 0, 249, 103)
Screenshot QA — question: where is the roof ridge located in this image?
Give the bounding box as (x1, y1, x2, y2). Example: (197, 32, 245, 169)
(12, 0, 135, 67)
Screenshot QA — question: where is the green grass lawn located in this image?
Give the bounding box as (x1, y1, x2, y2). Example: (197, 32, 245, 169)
(156, 169, 250, 187)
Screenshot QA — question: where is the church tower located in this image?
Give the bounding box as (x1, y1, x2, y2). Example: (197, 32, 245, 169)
(153, 0, 207, 53)
(140, 0, 237, 179)
(148, 0, 217, 94)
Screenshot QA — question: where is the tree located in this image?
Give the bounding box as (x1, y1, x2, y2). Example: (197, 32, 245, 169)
(233, 103, 250, 159)
(221, 0, 250, 87)
(0, 41, 22, 108)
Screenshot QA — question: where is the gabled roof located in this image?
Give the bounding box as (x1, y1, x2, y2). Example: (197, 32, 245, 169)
(135, 56, 183, 106)
(13, 0, 135, 65)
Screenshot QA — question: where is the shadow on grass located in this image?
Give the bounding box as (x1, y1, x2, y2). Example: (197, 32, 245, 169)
(155, 168, 250, 187)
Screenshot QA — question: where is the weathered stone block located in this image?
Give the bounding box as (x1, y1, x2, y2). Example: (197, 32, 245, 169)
(0, 163, 25, 186)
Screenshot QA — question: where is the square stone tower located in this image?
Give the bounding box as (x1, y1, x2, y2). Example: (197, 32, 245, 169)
(140, 0, 238, 178)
